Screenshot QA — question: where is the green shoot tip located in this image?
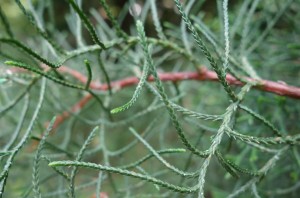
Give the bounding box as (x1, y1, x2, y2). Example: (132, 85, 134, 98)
(110, 108, 121, 114)
(4, 60, 15, 65)
(48, 162, 56, 167)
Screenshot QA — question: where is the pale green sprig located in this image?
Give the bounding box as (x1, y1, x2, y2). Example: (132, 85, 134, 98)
(119, 148, 186, 169)
(0, 78, 46, 194)
(239, 104, 282, 137)
(226, 127, 299, 145)
(135, 20, 209, 158)
(173, 0, 237, 101)
(97, 0, 128, 39)
(69, 126, 99, 197)
(49, 160, 199, 193)
(67, 0, 106, 49)
(130, 127, 199, 177)
(5, 60, 108, 113)
(110, 21, 150, 114)
(15, 0, 65, 54)
(32, 116, 57, 198)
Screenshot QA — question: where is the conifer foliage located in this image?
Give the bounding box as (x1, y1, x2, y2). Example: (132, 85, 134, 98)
(0, 0, 300, 197)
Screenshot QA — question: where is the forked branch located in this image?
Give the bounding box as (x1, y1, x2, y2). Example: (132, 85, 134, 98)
(47, 65, 300, 129)
(5, 65, 300, 130)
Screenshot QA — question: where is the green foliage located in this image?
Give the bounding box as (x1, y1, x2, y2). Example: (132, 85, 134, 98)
(110, 21, 150, 114)
(32, 116, 56, 198)
(0, 0, 300, 197)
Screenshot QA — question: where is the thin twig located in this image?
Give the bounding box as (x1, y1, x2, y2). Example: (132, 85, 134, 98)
(54, 66, 300, 99)
(7, 65, 300, 130)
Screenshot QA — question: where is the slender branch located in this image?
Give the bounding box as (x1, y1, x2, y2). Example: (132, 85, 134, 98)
(5, 65, 300, 130)
(55, 66, 300, 98)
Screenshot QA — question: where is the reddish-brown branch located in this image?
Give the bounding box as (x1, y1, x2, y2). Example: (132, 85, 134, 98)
(6, 65, 300, 130)
(48, 66, 300, 130)
(56, 66, 300, 98)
